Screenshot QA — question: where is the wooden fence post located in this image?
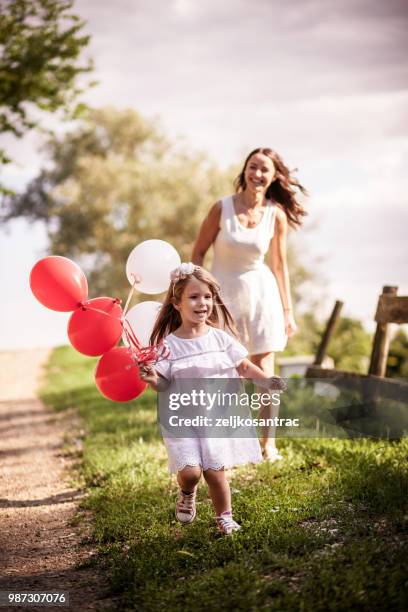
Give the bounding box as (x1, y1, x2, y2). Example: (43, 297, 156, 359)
(368, 286, 398, 377)
(314, 300, 343, 366)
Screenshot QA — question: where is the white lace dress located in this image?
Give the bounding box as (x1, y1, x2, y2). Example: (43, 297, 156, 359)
(155, 327, 262, 473)
(211, 195, 287, 354)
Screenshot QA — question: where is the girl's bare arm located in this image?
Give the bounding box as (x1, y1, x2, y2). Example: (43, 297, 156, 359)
(236, 359, 286, 390)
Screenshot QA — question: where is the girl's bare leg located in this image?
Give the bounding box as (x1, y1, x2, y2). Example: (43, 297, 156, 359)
(203, 468, 231, 515)
(177, 466, 202, 493)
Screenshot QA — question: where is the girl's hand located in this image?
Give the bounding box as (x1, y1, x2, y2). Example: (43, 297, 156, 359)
(139, 363, 159, 386)
(268, 375, 287, 391)
(284, 310, 297, 337)
(253, 375, 287, 391)
(139, 363, 170, 392)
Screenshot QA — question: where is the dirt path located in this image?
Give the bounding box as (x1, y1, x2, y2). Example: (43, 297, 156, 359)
(0, 350, 116, 610)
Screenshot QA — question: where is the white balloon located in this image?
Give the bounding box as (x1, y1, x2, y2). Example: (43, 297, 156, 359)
(126, 239, 181, 294)
(123, 301, 162, 346)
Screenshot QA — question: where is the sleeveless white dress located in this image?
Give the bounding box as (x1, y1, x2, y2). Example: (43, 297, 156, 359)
(155, 327, 262, 473)
(211, 195, 287, 354)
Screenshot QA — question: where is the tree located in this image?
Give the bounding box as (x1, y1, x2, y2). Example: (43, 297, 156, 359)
(282, 314, 372, 371)
(2, 106, 316, 310)
(0, 0, 92, 170)
(326, 317, 372, 373)
(386, 329, 408, 379)
(281, 311, 323, 357)
(2, 107, 233, 300)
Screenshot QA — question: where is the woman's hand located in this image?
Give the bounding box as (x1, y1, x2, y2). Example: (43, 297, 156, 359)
(284, 310, 297, 337)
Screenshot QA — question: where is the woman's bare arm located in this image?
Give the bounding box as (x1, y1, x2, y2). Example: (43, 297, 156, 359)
(270, 208, 292, 308)
(191, 201, 222, 265)
(269, 208, 297, 336)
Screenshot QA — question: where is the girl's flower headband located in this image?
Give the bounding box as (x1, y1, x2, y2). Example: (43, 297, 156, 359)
(170, 262, 196, 283)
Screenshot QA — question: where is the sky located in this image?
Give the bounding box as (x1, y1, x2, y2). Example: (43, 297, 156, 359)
(1, 0, 407, 350)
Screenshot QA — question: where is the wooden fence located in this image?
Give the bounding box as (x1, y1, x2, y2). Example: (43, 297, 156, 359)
(306, 286, 408, 403)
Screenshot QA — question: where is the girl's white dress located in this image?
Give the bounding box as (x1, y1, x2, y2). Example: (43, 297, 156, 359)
(155, 327, 262, 473)
(211, 195, 287, 354)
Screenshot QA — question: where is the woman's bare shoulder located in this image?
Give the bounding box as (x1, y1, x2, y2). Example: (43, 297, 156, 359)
(210, 199, 222, 214)
(192, 200, 223, 258)
(273, 203, 285, 218)
(205, 200, 222, 223)
(273, 204, 288, 233)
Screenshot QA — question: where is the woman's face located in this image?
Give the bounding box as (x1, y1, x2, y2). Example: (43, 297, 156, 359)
(244, 153, 276, 193)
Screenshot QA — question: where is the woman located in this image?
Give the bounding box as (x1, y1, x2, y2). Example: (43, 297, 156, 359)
(192, 147, 307, 461)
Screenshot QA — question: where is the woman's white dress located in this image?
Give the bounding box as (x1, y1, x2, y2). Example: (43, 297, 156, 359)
(211, 195, 287, 354)
(155, 327, 262, 473)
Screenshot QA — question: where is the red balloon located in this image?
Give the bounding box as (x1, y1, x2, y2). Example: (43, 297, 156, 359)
(68, 297, 123, 356)
(30, 256, 88, 312)
(95, 346, 147, 402)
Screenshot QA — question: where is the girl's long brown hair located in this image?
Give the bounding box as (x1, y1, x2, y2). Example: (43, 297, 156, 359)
(150, 266, 238, 345)
(234, 147, 308, 228)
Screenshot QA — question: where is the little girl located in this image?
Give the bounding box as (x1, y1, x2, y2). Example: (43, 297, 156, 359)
(140, 263, 284, 535)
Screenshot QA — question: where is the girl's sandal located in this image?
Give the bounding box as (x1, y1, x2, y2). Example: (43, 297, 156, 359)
(216, 511, 241, 535)
(175, 489, 196, 524)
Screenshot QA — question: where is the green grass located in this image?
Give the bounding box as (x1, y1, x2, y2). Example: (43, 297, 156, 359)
(41, 346, 408, 611)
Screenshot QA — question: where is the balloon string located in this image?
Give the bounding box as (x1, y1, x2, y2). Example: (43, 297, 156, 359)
(123, 319, 170, 366)
(123, 274, 141, 319)
(123, 319, 141, 350)
(78, 299, 122, 321)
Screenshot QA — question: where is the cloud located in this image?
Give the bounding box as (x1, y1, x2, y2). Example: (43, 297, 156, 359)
(68, 0, 408, 171)
(77, 0, 408, 104)
(2, 0, 407, 347)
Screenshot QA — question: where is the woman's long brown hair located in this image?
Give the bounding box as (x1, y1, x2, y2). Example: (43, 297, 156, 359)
(150, 266, 238, 345)
(234, 147, 308, 228)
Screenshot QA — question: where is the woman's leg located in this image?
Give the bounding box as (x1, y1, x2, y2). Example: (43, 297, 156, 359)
(203, 468, 231, 515)
(250, 352, 282, 460)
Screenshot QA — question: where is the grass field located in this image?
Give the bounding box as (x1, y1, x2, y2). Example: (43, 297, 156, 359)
(41, 346, 408, 611)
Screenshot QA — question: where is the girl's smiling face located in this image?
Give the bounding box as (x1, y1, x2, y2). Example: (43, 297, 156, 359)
(174, 277, 213, 325)
(244, 152, 276, 193)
